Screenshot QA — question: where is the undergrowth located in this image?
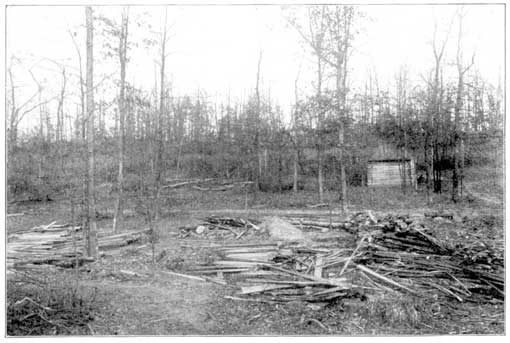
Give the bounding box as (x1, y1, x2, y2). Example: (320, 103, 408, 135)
(7, 270, 103, 336)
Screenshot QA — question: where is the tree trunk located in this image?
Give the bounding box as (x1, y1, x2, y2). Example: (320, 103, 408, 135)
(154, 7, 168, 220)
(254, 51, 263, 192)
(293, 148, 299, 194)
(335, 6, 352, 212)
(113, 8, 129, 233)
(318, 148, 324, 202)
(7, 67, 18, 155)
(316, 53, 324, 203)
(85, 6, 97, 258)
(452, 11, 472, 202)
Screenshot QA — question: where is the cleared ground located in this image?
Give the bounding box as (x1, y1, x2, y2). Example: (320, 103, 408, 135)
(6, 168, 505, 335)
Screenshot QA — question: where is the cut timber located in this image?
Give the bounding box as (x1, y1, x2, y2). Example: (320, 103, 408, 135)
(225, 252, 277, 262)
(159, 270, 206, 282)
(191, 185, 235, 191)
(243, 279, 337, 287)
(191, 268, 251, 274)
(161, 178, 216, 189)
(240, 284, 293, 295)
(214, 260, 261, 268)
(356, 264, 418, 295)
(217, 243, 278, 249)
(224, 295, 279, 304)
(7, 225, 150, 270)
(7, 213, 24, 217)
(98, 229, 151, 249)
(264, 264, 349, 287)
(220, 247, 277, 254)
(314, 255, 324, 278)
(306, 203, 328, 208)
(424, 212, 454, 220)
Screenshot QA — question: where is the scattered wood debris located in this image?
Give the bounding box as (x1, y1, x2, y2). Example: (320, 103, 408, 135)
(179, 216, 264, 240)
(424, 211, 454, 221)
(175, 212, 503, 304)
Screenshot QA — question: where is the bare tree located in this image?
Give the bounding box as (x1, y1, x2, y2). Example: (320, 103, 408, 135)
(55, 67, 67, 142)
(85, 6, 98, 258)
(292, 59, 303, 194)
(154, 7, 169, 219)
(427, 18, 451, 203)
(113, 6, 130, 232)
(452, 7, 474, 202)
(7, 58, 52, 154)
(324, 5, 355, 211)
(395, 66, 409, 192)
(68, 28, 86, 140)
(254, 51, 263, 192)
(287, 6, 329, 202)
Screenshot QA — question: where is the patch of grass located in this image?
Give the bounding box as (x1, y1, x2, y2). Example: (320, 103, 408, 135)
(356, 294, 433, 329)
(7, 270, 104, 336)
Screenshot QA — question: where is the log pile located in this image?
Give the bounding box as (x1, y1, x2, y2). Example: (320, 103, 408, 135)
(179, 216, 264, 240)
(186, 242, 362, 303)
(180, 213, 504, 304)
(7, 222, 150, 270)
(162, 178, 253, 191)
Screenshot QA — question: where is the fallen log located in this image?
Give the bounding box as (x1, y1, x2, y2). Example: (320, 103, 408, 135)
(192, 185, 235, 191)
(161, 178, 216, 190)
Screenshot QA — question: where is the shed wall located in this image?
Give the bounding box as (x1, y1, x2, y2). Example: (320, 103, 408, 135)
(367, 160, 416, 187)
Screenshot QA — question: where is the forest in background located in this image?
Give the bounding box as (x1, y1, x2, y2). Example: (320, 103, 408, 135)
(6, 5, 504, 237)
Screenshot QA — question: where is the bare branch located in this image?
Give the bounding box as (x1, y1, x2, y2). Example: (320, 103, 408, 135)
(15, 96, 57, 126)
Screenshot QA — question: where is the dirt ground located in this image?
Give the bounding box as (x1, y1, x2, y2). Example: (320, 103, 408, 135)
(6, 184, 505, 336)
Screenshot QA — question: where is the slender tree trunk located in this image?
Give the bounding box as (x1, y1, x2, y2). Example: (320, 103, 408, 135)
(155, 7, 168, 220)
(113, 8, 129, 232)
(318, 148, 324, 201)
(292, 65, 301, 194)
(316, 54, 324, 203)
(254, 51, 263, 192)
(293, 149, 299, 194)
(336, 7, 352, 212)
(7, 68, 17, 156)
(452, 10, 472, 202)
(85, 6, 97, 258)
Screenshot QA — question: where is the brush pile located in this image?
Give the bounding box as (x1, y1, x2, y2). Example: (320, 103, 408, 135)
(7, 222, 150, 271)
(180, 213, 504, 304)
(179, 216, 264, 240)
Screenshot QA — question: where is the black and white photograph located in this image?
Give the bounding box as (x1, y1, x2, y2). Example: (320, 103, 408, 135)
(3, 0, 506, 337)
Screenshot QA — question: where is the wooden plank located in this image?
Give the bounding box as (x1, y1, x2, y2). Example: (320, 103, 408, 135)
(225, 252, 277, 262)
(314, 255, 324, 278)
(213, 260, 261, 268)
(239, 284, 293, 295)
(220, 247, 278, 254)
(243, 279, 334, 287)
(356, 264, 418, 295)
(193, 268, 250, 274)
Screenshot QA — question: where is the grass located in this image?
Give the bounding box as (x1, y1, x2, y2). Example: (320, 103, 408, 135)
(7, 270, 104, 336)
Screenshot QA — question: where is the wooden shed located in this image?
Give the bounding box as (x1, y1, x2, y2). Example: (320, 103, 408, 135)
(367, 144, 416, 188)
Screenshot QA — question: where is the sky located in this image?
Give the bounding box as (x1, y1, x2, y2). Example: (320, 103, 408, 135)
(5, 3, 505, 132)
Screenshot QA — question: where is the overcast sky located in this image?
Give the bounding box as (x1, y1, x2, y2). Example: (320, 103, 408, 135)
(6, 3, 505, 131)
